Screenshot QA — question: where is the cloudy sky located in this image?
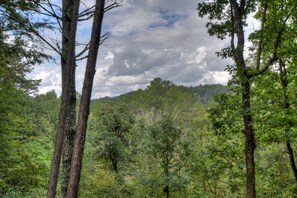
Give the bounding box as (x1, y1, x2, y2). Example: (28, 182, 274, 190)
(29, 0, 232, 98)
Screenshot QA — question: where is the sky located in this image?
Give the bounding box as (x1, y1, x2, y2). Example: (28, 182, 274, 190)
(29, 0, 232, 98)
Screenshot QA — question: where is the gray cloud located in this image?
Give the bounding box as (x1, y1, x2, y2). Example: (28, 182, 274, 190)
(107, 46, 182, 76)
(32, 0, 232, 98)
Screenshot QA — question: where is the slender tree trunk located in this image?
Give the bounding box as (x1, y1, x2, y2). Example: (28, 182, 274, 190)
(111, 157, 119, 173)
(61, 1, 77, 197)
(164, 147, 170, 198)
(165, 185, 170, 198)
(242, 80, 256, 198)
(46, 0, 80, 197)
(287, 141, 297, 183)
(66, 1, 105, 197)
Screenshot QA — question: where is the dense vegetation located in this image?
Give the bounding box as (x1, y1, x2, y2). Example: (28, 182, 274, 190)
(1, 0, 297, 197)
(2, 77, 297, 197)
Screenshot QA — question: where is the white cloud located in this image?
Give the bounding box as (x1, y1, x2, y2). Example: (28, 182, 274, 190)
(32, 0, 232, 98)
(31, 70, 62, 94)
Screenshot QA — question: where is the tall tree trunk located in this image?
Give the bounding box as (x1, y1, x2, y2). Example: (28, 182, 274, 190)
(287, 141, 297, 183)
(61, 1, 77, 196)
(62, 71, 76, 198)
(46, 0, 80, 197)
(242, 80, 256, 198)
(66, 1, 105, 197)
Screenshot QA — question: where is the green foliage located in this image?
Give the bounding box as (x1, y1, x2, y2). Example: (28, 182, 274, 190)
(0, 89, 55, 197)
(255, 144, 297, 197)
(208, 92, 242, 135)
(92, 104, 135, 172)
(33, 90, 59, 131)
(80, 164, 122, 198)
(0, 0, 50, 93)
(149, 115, 190, 196)
(0, 31, 57, 194)
(0, 36, 41, 93)
(4, 67, 297, 197)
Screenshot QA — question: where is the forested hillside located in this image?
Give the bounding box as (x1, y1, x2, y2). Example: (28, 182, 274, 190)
(2, 77, 297, 197)
(96, 79, 227, 106)
(188, 84, 229, 104)
(1, 0, 297, 197)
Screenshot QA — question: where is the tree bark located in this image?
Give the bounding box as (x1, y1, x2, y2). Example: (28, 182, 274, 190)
(287, 141, 297, 183)
(66, 1, 105, 197)
(61, 73, 76, 197)
(46, 0, 80, 197)
(242, 80, 256, 198)
(61, 1, 77, 197)
(111, 156, 119, 173)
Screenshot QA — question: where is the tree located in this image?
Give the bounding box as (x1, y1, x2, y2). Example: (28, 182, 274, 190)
(66, 0, 106, 197)
(42, 1, 121, 196)
(146, 78, 173, 110)
(0, 1, 78, 196)
(46, 0, 80, 197)
(95, 105, 135, 173)
(149, 116, 189, 198)
(198, 1, 293, 197)
(60, 0, 78, 196)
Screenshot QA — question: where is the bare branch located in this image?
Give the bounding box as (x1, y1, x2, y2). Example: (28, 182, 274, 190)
(37, 2, 62, 20)
(78, 13, 94, 22)
(75, 55, 88, 62)
(78, 1, 122, 21)
(75, 32, 110, 61)
(99, 32, 110, 45)
(104, 0, 122, 13)
(78, 5, 95, 18)
(46, 0, 62, 30)
(75, 43, 90, 60)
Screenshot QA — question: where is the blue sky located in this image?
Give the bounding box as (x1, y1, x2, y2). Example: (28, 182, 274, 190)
(29, 0, 232, 98)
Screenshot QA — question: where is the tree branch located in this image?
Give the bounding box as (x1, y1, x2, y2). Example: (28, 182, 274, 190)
(249, 14, 290, 78)
(255, 2, 267, 72)
(75, 32, 110, 61)
(77, 1, 122, 21)
(104, 0, 122, 13)
(99, 32, 110, 45)
(78, 6, 95, 21)
(75, 43, 89, 60)
(6, 14, 61, 55)
(46, 0, 62, 30)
